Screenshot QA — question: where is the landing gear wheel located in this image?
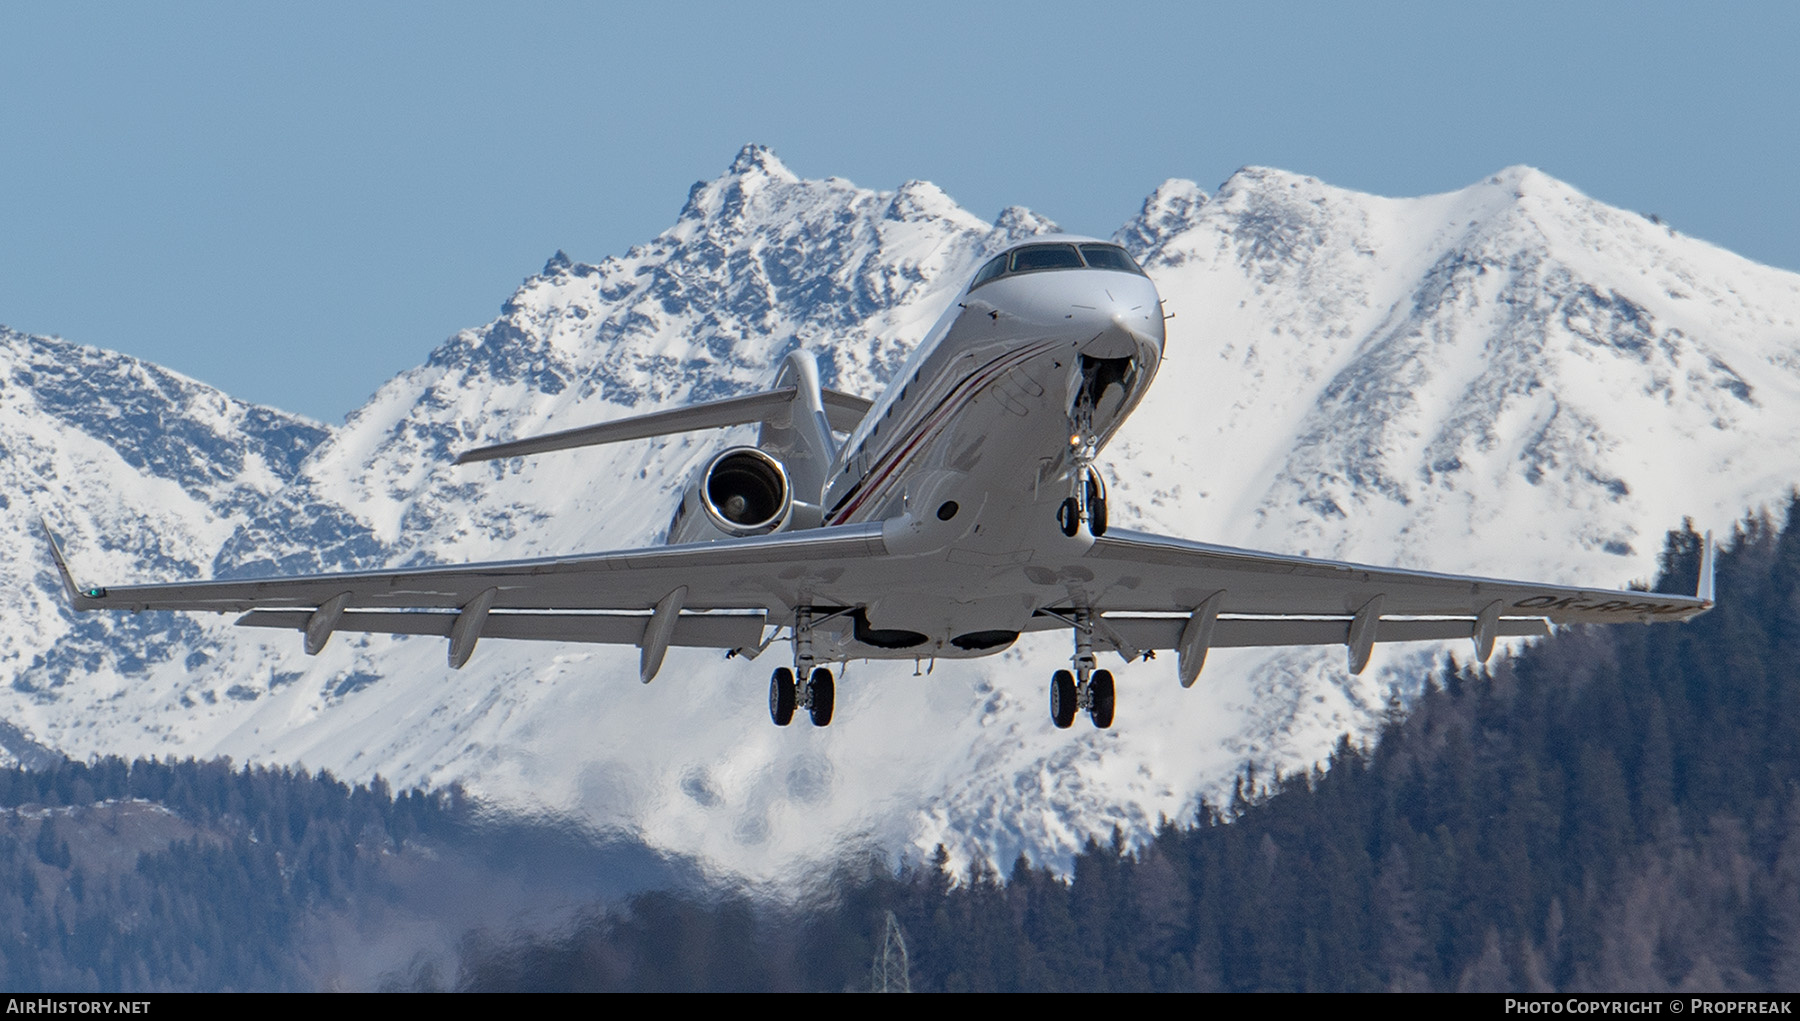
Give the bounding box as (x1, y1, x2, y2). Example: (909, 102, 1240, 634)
(1085, 472, 1108, 537)
(807, 667, 835, 728)
(1057, 497, 1081, 538)
(1088, 669, 1115, 729)
(769, 667, 796, 726)
(1050, 669, 1078, 729)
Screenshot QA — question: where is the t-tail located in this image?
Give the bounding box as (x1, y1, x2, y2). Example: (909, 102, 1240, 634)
(454, 350, 873, 545)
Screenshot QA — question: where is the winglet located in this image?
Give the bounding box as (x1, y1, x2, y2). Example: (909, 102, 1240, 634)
(1697, 530, 1715, 606)
(41, 520, 104, 610)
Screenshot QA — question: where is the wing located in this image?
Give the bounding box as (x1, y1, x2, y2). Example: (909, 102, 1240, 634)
(48, 516, 1714, 685)
(1061, 528, 1715, 682)
(48, 522, 890, 679)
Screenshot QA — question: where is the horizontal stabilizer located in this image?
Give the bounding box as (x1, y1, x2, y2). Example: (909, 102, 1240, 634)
(456, 386, 873, 464)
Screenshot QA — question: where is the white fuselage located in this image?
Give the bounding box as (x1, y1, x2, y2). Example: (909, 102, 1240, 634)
(802, 238, 1166, 658)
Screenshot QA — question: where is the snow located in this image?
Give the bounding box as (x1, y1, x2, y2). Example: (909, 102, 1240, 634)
(4, 150, 1800, 882)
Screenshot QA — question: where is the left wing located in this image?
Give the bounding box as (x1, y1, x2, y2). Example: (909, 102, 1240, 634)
(1058, 528, 1714, 682)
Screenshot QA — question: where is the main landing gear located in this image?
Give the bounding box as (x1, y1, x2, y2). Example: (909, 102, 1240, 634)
(770, 607, 835, 727)
(768, 666, 834, 727)
(1048, 608, 1115, 730)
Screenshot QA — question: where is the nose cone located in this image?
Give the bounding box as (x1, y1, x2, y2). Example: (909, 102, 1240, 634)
(1079, 273, 1165, 361)
(970, 264, 1166, 361)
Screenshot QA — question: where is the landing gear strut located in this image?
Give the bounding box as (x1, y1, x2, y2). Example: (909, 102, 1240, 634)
(1046, 608, 1116, 729)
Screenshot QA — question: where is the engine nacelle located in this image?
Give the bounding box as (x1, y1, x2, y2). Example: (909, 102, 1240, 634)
(702, 446, 791, 535)
(666, 446, 800, 543)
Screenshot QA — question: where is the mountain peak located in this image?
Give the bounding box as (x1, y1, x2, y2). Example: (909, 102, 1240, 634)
(676, 145, 806, 227)
(886, 179, 961, 223)
(990, 205, 1061, 244)
(1116, 178, 1208, 262)
(727, 142, 797, 182)
(1485, 163, 1552, 191)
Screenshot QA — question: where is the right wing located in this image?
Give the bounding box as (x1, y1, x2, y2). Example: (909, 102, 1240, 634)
(48, 521, 891, 678)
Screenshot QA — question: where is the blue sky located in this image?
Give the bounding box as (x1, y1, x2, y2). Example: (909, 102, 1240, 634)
(3, 1, 1795, 423)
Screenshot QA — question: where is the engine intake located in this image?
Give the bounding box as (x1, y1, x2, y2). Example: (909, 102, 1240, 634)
(701, 447, 792, 536)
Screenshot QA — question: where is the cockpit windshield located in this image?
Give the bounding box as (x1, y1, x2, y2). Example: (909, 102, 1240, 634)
(1010, 244, 1085, 272)
(967, 242, 1146, 291)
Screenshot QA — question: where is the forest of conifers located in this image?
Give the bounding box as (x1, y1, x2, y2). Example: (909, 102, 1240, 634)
(4, 500, 1798, 992)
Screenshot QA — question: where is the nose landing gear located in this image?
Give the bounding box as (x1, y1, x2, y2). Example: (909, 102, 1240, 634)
(1057, 470, 1109, 539)
(1046, 609, 1116, 730)
(1058, 401, 1108, 538)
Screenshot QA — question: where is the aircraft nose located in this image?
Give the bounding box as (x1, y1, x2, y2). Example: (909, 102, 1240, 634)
(1080, 278, 1165, 360)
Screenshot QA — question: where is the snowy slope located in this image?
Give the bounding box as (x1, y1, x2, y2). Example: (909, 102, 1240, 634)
(0, 327, 326, 753)
(5, 148, 1800, 881)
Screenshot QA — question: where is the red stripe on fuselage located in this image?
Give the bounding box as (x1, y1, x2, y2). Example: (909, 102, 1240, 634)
(825, 340, 1062, 525)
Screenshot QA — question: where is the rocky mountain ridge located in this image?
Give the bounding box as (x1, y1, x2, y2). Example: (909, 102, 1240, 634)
(3, 146, 1798, 880)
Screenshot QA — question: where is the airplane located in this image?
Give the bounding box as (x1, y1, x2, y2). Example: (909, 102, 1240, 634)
(47, 234, 1716, 730)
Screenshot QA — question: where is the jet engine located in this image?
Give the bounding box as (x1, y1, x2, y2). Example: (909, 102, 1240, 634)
(666, 446, 796, 543)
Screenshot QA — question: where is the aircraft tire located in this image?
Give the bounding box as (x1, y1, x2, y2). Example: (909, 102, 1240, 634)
(1086, 474, 1108, 537)
(1050, 669, 1078, 729)
(807, 667, 835, 727)
(1089, 669, 1115, 729)
(769, 668, 796, 726)
(1057, 497, 1080, 538)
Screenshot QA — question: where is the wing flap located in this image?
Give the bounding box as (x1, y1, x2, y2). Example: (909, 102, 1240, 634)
(1100, 614, 1551, 650)
(236, 609, 767, 649)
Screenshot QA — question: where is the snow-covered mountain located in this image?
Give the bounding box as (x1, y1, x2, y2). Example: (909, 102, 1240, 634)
(0, 327, 326, 746)
(4, 146, 1799, 881)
